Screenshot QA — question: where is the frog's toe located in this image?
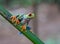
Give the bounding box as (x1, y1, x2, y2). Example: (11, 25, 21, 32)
(21, 25, 26, 31)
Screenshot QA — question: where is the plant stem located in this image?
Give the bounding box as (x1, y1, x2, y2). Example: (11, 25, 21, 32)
(0, 6, 44, 44)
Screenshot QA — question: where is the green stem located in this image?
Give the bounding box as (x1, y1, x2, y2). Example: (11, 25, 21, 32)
(0, 6, 44, 44)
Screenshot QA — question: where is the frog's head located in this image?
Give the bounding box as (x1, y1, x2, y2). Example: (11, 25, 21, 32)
(26, 13, 35, 19)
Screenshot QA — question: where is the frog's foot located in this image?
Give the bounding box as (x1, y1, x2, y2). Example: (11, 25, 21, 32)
(10, 16, 17, 23)
(15, 19, 20, 24)
(21, 25, 26, 31)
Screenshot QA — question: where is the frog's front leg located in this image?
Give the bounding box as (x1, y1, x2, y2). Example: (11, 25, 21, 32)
(21, 25, 26, 31)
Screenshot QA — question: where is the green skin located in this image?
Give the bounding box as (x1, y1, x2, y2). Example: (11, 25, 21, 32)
(15, 14, 35, 31)
(16, 13, 35, 26)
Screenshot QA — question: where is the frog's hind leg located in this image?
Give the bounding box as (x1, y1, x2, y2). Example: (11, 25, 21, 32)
(10, 16, 16, 23)
(15, 19, 20, 24)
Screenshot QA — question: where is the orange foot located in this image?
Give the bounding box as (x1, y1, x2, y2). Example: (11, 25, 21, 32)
(15, 19, 20, 24)
(21, 25, 26, 31)
(10, 16, 16, 23)
(10, 16, 20, 24)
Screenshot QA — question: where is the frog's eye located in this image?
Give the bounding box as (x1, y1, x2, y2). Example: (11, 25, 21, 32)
(29, 14, 32, 16)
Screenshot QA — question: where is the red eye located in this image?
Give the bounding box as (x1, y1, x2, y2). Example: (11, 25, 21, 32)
(29, 14, 32, 16)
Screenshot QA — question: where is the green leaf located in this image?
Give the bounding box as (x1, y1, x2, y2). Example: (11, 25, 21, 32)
(0, 6, 44, 44)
